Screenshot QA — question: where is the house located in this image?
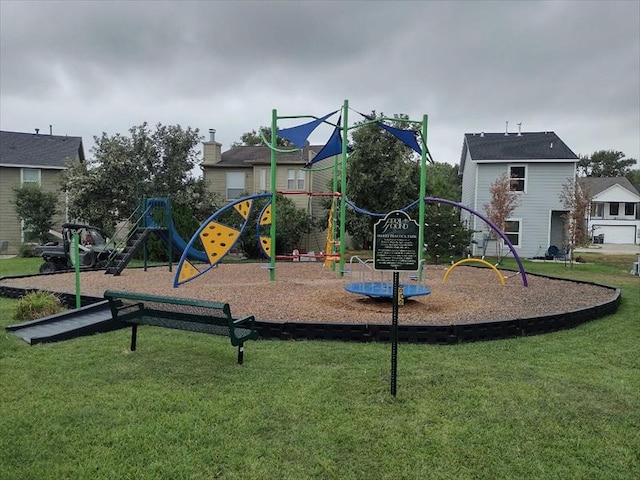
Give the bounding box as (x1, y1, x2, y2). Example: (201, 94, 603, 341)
(579, 176, 640, 244)
(459, 130, 579, 258)
(0, 130, 85, 255)
(200, 130, 338, 252)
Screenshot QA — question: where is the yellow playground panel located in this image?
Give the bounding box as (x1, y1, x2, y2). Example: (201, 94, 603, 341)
(442, 258, 506, 286)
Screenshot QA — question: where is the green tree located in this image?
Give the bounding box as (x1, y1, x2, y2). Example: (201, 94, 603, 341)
(625, 168, 640, 187)
(12, 184, 59, 243)
(345, 112, 420, 247)
(61, 122, 220, 236)
(425, 162, 462, 201)
(421, 162, 471, 260)
(234, 194, 312, 258)
(231, 127, 292, 147)
(577, 150, 637, 177)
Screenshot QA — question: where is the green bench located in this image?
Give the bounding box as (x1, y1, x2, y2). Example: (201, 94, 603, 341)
(104, 290, 258, 364)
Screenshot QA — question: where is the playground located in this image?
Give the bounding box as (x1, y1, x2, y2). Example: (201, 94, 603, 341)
(0, 261, 617, 328)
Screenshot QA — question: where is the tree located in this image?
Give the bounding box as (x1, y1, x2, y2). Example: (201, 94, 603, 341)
(345, 112, 421, 247)
(559, 177, 592, 254)
(422, 162, 472, 260)
(61, 122, 220, 236)
(233, 194, 312, 258)
(625, 168, 640, 187)
(12, 184, 59, 243)
(231, 127, 292, 147)
(483, 173, 521, 259)
(578, 150, 637, 177)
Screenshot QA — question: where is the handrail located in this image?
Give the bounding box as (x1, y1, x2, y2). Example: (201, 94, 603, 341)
(103, 202, 155, 266)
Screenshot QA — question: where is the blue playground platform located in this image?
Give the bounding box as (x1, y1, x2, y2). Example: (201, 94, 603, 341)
(345, 281, 431, 299)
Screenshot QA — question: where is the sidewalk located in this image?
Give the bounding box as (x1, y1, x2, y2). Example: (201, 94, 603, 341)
(574, 244, 640, 255)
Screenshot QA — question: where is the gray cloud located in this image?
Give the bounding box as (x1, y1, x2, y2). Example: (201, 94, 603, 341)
(1, 0, 638, 165)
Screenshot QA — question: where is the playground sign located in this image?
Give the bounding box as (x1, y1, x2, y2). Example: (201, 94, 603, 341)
(373, 210, 420, 272)
(373, 210, 420, 397)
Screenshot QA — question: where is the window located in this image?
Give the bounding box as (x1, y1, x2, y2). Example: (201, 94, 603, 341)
(20, 169, 43, 243)
(258, 168, 269, 191)
(609, 203, 619, 216)
(287, 168, 305, 190)
(591, 203, 604, 218)
(509, 165, 526, 192)
(21, 168, 41, 185)
(624, 203, 635, 216)
(504, 219, 521, 247)
(226, 171, 245, 200)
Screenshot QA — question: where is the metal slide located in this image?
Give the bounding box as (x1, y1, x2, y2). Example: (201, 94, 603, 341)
(5, 301, 125, 345)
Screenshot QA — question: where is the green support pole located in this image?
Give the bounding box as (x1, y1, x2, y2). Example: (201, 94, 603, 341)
(73, 232, 81, 309)
(331, 138, 339, 272)
(167, 197, 172, 273)
(418, 115, 428, 280)
(269, 109, 277, 281)
(339, 99, 349, 276)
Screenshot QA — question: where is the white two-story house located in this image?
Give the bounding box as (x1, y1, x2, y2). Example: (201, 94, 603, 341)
(460, 130, 579, 258)
(579, 176, 640, 244)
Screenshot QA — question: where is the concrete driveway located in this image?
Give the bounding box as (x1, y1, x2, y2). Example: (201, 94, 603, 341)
(574, 244, 640, 255)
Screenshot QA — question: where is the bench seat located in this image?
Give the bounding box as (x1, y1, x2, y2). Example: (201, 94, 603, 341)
(104, 290, 258, 364)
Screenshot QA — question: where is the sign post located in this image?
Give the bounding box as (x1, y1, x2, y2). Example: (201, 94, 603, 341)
(373, 210, 420, 397)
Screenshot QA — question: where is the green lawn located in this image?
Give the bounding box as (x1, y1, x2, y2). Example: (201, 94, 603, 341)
(1, 255, 638, 479)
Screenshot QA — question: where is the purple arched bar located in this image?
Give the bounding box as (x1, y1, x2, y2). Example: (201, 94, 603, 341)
(344, 197, 528, 287)
(413, 197, 528, 286)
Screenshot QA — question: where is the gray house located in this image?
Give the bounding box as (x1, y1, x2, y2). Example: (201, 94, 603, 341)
(0, 130, 85, 255)
(459, 131, 579, 258)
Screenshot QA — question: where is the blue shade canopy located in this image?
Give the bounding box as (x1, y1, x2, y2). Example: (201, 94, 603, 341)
(377, 122, 422, 155)
(306, 120, 345, 166)
(277, 110, 339, 149)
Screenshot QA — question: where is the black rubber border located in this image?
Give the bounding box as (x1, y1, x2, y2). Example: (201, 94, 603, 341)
(0, 272, 621, 345)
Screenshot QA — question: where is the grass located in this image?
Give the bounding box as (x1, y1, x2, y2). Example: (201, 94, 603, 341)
(1, 254, 639, 479)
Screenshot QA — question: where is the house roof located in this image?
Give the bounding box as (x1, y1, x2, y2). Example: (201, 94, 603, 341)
(578, 176, 640, 197)
(211, 144, 322, 167)
(461, 131, 578, 163)
(0, 130, 85, 168)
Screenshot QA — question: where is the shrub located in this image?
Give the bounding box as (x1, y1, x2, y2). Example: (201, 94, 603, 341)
(19, 243, 37, 258)
(14, 291, 64, 321)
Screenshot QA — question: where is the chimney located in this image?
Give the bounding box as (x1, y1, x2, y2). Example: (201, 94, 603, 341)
(517, 122, 522, 136)
(35, 128, 39, 136)
(505, 121, 509, 135)
(480, 131, 484, 137)
(50, 125, 53, 135)
(550, 142, 554, 149)
(203, 128, 222, 165)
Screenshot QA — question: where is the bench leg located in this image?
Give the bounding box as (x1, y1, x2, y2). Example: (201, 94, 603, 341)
(237, 343, 244, 365)
(130, 324, 138, 351)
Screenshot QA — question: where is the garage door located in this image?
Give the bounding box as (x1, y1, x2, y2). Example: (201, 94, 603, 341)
(593, 225, 637, 244)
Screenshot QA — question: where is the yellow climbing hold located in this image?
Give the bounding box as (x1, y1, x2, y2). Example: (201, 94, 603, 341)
(177, 259, 201, 284)
(199, 221, 241, 263)
(259, 204, 272, 225)
(260, 235, 271, 258)
(233, 199, 253, 220)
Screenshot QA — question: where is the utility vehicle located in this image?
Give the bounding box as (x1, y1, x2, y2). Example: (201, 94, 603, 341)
(34, 223, 116, 273)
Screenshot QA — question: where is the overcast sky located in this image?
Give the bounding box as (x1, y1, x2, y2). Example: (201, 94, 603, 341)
(1, 0, 639, 167)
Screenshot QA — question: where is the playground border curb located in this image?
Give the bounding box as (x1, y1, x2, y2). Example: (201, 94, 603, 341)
(0, 272, 621, 345)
